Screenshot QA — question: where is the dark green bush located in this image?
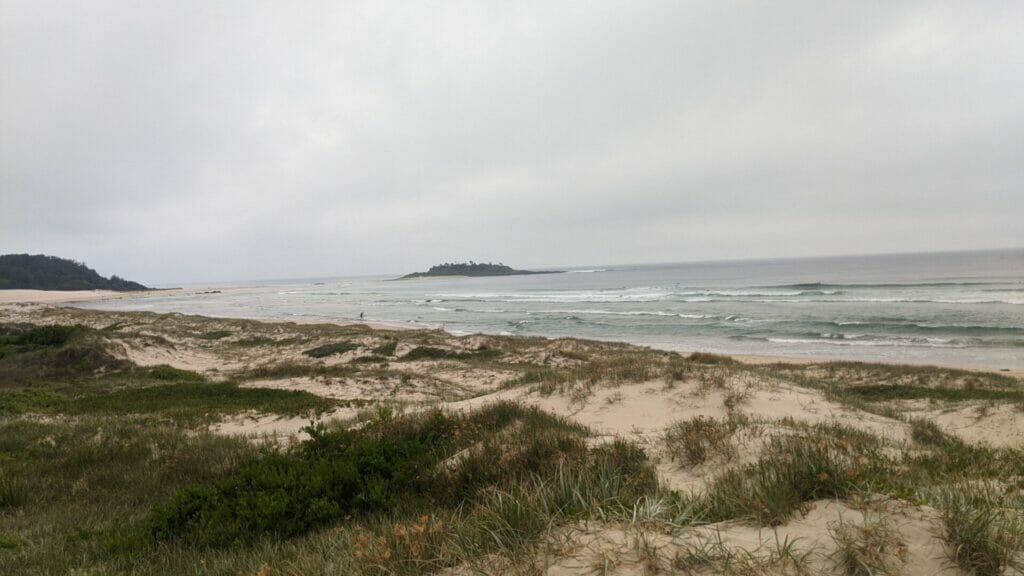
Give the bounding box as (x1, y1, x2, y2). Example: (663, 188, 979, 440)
(910, 418, 951, 447)
(0, 475, 28, 509)
(303, 342, 357, 358)
(147, 409, 459, 545)
(196, 330, 231, 340)
(0, 323, 84, 350)
(22, 324, 83, 347)
(372, 340, 398, 356)
(147, 365, 205, 382)
(400, 346, 500, 362)
(144, 402, 642, 547)
(686, 352, 736, 365)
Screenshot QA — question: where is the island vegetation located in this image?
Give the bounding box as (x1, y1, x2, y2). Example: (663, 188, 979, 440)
(399, 261, 561, 279)
(0, 254, 148, 291)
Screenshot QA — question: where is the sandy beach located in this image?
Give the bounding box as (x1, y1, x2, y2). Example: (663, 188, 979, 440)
(0, 289, 147, 304)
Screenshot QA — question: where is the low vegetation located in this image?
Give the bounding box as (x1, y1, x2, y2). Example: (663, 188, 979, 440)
(399, 345, 501, 362)
(0, 323, 336, 423)
(0, 307, 1021, 574)
(663, 416, 737, 466)
(303, 341, 357, 358)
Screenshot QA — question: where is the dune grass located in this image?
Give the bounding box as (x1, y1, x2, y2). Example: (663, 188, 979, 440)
(0, 402, 659, 575)
(663, 416, 738, 467)
(1, 313, 1022, 574)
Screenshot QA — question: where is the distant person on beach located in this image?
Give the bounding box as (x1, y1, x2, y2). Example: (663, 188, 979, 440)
(359, 312, 364, 320)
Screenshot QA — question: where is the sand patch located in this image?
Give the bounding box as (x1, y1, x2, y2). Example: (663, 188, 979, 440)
(446, 372, 911, 493)
(210, 407, 359, 441)
(0, 289, 144, 304)
(241, 372, 468, 403)
(513, 376, 908, 444)
(906, 400, 1024, 448)
(114, 338, 230, 374)
(544, 499, 958, 576)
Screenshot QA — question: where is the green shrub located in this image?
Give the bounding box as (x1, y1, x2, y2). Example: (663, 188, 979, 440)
(196, 330, 231, 340)
(686, 352, 736, 365)
(144, 402, 645, 547)
(909, 418, 950, 447)
(0, 388, 69, 415)
(846, 384, 1024, 403)
(400, 346, 500, 362)
(147, 365, 205, 382)
(72, 382, 334, 421)
(0, 531, 23, 549)
(148, 408, 463, 545)
(303, 342, 357, 358)
(372, 340, 398, 356)
(0, 475, 28, 509)
(21, 324, 83, 346)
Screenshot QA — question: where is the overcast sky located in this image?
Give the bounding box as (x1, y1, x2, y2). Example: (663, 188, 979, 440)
(2, 1, 1022, 285)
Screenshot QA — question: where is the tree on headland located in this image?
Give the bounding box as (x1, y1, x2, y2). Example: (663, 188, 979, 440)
(399, 261, 561, 279)
(0, 254, 149, 291)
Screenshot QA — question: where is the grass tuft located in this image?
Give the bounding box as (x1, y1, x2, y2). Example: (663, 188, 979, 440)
(703, 430, 885, 526)
(936, 487, 1024, 576)
(829, 515, 907, 575)
(663, 416, 736, 467)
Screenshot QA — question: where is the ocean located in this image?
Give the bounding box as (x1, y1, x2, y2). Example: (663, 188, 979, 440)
(79, 249, 1024, 370)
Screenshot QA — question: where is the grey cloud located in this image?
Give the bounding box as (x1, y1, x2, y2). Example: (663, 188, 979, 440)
(2, 0, 1022, 284)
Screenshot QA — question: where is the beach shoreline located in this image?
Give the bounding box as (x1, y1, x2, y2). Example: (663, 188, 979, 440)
(1, 289, 1020, 376)
(0, 288, 185, 305)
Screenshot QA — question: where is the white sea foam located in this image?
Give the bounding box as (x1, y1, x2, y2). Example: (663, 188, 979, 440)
(433, 288, 672, 303)
(543, 309, 709, 319)
(767, 337, 964, 348)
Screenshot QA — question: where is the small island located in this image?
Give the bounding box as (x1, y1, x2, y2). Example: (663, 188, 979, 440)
(0, 254, 149, 291)
(398, 261, 562, 279)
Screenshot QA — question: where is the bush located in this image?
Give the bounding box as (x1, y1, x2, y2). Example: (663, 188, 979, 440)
(400, 346, 500, 362)
(196, 330, 231, 340)
(303, 342, 357, 358)
(0, 323, 84, 350)
(147, 365, 205, 382)
(909, 418, 950, 447)
(21, 324, 83, 347)
(372, 340, 398, 356)
(686, 352, 736, 365)
(0, 475, 28, 509)
(145, 402, 650, 547)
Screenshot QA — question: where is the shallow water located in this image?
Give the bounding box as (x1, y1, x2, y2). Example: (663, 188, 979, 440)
(80, 249, 1024, 370)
